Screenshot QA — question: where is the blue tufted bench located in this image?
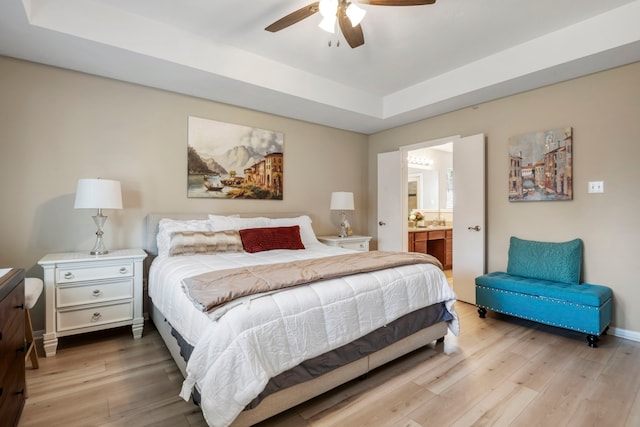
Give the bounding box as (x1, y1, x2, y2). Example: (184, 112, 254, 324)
(475, 237, 612, 347)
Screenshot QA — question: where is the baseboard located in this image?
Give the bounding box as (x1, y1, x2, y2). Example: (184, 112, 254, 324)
(610, 326, 640, 342)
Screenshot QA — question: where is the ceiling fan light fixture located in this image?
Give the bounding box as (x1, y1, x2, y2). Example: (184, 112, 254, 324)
(266, 0, 436, 48)
(318, 15, 337, 33)
(319, 0, 338, 18)
(345, 3, 366, 27)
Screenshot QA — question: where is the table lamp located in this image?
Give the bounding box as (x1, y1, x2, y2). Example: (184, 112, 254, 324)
(74, 178, 122, 255)
(330, 191, 354, 238)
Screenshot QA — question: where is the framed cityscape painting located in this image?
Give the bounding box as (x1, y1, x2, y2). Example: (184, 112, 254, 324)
(508, 127, 573, 202)
(187, 116, 284, 199)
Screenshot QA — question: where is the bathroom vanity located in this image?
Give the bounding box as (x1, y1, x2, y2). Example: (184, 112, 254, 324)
(408, 227, 452, 270)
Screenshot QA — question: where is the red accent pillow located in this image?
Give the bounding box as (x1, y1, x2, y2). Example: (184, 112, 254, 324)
(239, 226, 305, 253)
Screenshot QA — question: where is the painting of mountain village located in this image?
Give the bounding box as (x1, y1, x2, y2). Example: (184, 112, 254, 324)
(508, 127, 573, 202)
(187, 116, 283, 199)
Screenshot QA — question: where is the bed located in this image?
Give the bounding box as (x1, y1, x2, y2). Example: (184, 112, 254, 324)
(144, 213, 459, 427)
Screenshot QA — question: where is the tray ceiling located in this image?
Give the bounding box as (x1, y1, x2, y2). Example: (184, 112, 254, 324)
(1, 0, 640, 133)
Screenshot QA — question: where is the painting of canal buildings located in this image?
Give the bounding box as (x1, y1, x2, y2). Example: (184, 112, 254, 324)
(508, 127, 573, 202)
(187, 116, 283, 199)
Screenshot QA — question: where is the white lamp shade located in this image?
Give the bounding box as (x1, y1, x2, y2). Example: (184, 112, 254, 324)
(330, 192, 354, 211)
(346, 3, 366, 27)
(319, 0, 338, 17)
(74, 178, 123, 209)
(318, 15, 337, 33)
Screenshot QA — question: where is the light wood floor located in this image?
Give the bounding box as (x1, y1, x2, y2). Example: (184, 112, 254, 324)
(21, 302, 640, 427)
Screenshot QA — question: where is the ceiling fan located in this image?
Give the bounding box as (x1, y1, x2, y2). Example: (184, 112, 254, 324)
(265, 0, 436, 49)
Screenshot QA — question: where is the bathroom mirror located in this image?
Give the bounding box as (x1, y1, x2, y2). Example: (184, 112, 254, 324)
(408, 175, 420, 211)
(408, 171, 438, 210)
(407, 143, 452, 211)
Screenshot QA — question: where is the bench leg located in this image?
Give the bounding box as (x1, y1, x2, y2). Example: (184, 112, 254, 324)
(586, 334, 600, 348)
(477, 307, 487, 318)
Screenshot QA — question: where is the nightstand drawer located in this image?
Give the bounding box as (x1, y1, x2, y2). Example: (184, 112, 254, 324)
(56, 261, 134, 283)
(317, 236, 371, 252)
(336, 240, 369, 252)
(57, 301, 133, 332)
(56, 278, 134, 308)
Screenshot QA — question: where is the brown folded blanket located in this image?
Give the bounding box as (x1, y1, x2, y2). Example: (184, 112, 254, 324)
(182, 251, 442, 313)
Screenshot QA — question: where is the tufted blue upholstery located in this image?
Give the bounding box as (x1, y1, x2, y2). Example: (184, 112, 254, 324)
(507, 237, 582, 285)
(476, 272, 610, 307)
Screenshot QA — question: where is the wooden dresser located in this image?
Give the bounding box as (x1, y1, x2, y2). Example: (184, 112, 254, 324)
(0, 268, 26, 426)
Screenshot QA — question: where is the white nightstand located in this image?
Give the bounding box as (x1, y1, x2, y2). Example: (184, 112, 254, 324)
(38, 248, 147, 357)
(317, 235, 372, 252)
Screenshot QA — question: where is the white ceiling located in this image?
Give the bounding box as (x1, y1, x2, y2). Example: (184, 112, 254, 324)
(2, 0, 640, 134)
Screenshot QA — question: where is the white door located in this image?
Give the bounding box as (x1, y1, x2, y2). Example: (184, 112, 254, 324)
(377, 151, 404, 251)
(453, 133, 486, 303)
(377, 134, 485, 303)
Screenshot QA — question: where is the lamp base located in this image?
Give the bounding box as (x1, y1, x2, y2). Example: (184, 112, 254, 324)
(337, 211, 348, 237)
(89, 244, 109, 255)
(89, 212, 109, 255)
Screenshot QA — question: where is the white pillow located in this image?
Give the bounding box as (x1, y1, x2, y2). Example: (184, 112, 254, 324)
(208, 215, 270, 231)
(157, 218, 211, 256)
(207, 215, 237, 231)
(269, 215, 319, 247)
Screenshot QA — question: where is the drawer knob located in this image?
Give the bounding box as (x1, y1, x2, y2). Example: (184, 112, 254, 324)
(119, 267, 128, 274)
(92, 289, 103, 297)
(91, 312, 102, 322)
(64, 272, 74, 279)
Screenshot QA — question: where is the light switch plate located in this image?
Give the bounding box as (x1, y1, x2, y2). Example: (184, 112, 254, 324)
(588, 181, 604, 193)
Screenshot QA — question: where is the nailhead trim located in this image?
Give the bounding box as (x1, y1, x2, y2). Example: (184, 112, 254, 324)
(476, 285, 611, 335)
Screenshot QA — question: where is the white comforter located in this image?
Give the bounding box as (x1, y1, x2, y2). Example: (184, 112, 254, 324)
(149, 244, 458, 427)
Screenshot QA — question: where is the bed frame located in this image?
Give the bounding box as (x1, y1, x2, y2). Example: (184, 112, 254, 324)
(144, 213, 449, 427)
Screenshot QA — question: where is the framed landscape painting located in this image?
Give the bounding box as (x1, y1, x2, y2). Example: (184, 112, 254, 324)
(187, 116, 284, 199)
(508, 127, 573, 202)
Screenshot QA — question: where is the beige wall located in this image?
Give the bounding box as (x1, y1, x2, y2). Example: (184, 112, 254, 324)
(3, 55, 639, 336)
(368, 61, 640, 333)
(0, 56, 369, 331)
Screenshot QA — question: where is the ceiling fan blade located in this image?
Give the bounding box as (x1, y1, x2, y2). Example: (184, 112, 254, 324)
(338, 8, 365, 48)
(265, 2, 320, 32)
(357, 0, 436, 5)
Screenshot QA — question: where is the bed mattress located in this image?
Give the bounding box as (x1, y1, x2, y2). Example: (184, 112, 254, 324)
(169, 301, 452, 409)
(149, 244, 458, 427)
